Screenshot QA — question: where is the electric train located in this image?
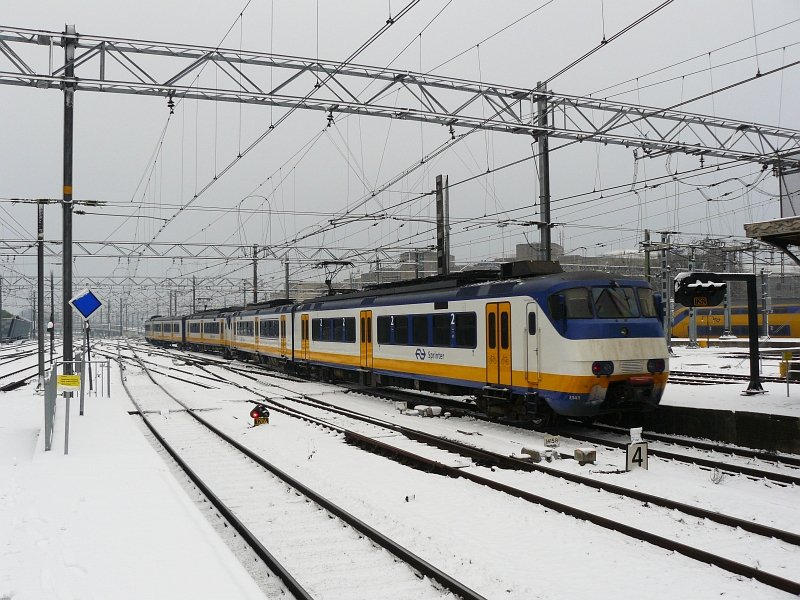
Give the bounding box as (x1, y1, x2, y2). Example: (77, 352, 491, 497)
(145, 263, 669, 422)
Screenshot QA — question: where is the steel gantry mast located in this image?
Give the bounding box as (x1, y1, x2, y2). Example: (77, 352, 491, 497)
(1, 26, 799, 167)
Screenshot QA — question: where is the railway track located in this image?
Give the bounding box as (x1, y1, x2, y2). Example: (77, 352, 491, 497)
(190, 360, 800, 596)
(127, 340, 800, 486)
(670, 369, 796, 385)
(119, 342, 482, 600)
(585, 421, 800, 468)
(368, 385, 800, 486)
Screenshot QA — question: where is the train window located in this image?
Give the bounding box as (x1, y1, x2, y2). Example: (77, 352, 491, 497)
(163, 323, 171, 333)
(500, 312, 509, 349)
(344, 317, 356, 343)
(395, 315, 409, 345)
(367, 317, 372, 343)
(377, 316, 391, 344)
(637, 288, 658, 317)
(203, 322, 220, 335)
(189, 323, 200, 334)
(236, 321, 254, 336)
(360, 318, 365, 343)
(333, 317, 344, 341)
(280, 319, 286, 338)
(412, 314, 428, 345)
(487, 312, 496, 349)
(592, 287, 639, 318)
(174, 323, 181, 333)
(259, 319, 280, 338)
(551, 288, 593, 319)
(432, 314, 450, 347)
(312, 318, 322, 341)
(528, 313, 536, 335)
(154, 324, 162, 332)
(454, 313, 477, 348)
(322, 318, 334, 341)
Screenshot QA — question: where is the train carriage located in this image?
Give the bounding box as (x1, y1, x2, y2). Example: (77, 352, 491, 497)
(290, 267, 668, 421)
(144, 315, 185, 346)
(184, 310, 228, 353)
(672, 304, 800, 338)
(292, 302, 361, 377)
(227, 300, 293, 363)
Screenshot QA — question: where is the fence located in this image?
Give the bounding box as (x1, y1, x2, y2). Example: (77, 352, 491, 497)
(43, 354, 112, 454)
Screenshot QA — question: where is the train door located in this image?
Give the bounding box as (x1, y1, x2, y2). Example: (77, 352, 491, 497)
(359, 310, 373, 369)
(300, 314, 310, 360)
(485, 302, 512, 386)
(280, 315, 287, 356)
(525, 303, 540, 384)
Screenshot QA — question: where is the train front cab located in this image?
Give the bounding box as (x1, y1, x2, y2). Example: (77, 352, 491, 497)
(532, 281, 669, 420)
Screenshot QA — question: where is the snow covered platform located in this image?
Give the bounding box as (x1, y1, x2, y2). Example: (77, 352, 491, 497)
(646, 344, 800, 453)
(0, 383, 265, 599)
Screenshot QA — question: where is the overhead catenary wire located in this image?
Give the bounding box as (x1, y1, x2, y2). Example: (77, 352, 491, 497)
(544, 0, 675, 83)
(146, 0, 423, 245)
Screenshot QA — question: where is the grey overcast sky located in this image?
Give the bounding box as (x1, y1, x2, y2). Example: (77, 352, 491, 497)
(1, 1, 799, 314)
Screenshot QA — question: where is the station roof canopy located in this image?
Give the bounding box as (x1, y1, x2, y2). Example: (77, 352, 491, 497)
(744, 216, 800, 266)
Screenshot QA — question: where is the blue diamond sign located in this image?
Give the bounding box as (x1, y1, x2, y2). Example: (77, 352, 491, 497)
(69, 289, 104, 321)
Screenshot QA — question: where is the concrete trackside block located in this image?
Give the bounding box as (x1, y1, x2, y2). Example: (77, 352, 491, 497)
(394, 401, 407, 412)
(521, 447, 542, 462)
(574, 447, 596, 465)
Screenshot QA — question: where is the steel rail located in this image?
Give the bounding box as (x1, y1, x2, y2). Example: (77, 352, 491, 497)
(550, 427, 800, 487)
(581, 421, 800, 468)
(115, 353, 313, 600)
(368, 385, 800, 485)
(672, 369, 798, 384)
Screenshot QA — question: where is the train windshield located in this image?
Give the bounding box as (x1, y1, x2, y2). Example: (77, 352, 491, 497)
(592, 286, 640, 318)
(550, 286, 655, 319)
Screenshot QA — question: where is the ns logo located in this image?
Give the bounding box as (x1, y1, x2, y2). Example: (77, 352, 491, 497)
(415, 348, 426, 360)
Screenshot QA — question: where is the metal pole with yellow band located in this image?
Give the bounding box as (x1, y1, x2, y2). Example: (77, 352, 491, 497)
(62, 25, 76, 376)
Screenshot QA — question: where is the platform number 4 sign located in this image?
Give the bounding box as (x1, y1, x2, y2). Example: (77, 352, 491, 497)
(627, 442, 648, 471)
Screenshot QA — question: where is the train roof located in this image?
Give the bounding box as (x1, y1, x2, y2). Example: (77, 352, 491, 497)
(145, 261, 653, 320)
(296, 264, 651, 310)
(146, 314, 183, 322)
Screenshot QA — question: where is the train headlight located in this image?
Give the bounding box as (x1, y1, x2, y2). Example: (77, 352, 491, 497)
(647, 358, 665, 374)
(591, 361, 614, 376)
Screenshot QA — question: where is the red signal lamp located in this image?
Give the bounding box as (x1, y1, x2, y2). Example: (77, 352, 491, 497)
(250, 404, 270, 425)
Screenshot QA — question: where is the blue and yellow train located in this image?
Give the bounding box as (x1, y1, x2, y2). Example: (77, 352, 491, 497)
(672, 304, 800, 338)
(145, 263, 669, 423)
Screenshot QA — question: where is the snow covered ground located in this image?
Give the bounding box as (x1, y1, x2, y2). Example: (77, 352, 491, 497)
(1, 339, 798, 599)
(664, 342, 800, 417)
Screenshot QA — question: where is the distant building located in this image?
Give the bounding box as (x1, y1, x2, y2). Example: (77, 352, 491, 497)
(515, 242, 564, 261)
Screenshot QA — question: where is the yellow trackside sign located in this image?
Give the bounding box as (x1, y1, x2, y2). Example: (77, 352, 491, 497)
(57, 374, 81, 391)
